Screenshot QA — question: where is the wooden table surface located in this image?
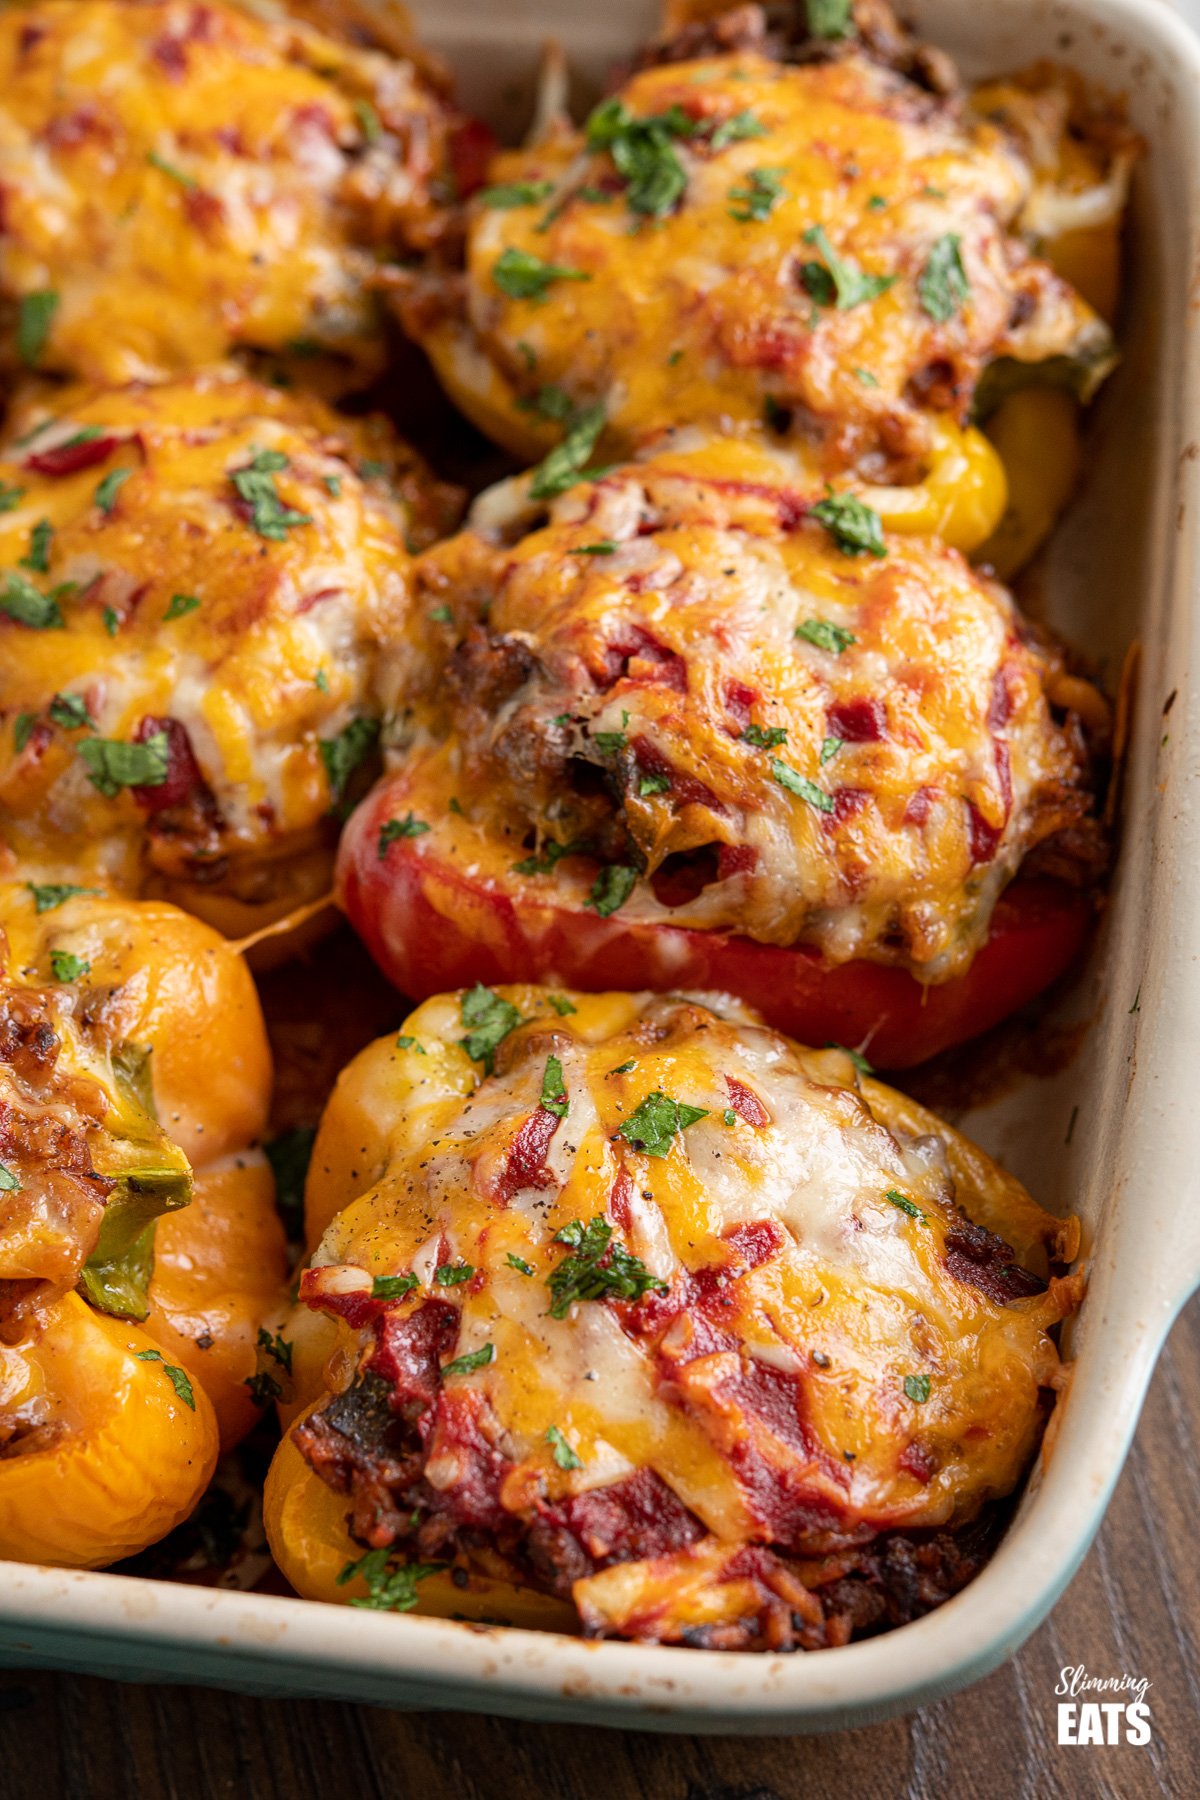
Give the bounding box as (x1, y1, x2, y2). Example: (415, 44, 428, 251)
(1, 1294, 1194, 1800)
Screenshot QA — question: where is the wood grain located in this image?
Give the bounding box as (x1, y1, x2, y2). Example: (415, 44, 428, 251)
(2, 1298, 1194, 1800)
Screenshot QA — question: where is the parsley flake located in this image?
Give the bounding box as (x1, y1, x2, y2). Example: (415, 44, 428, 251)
(585, 98, 699, 217)
(571, 540, 617, 556)
(828, 1041, 874, 1076)
(918, 233, 969, 323)
(547, 1216, 668, 1318)
(318, 716, 379, 805)
(78, 732, 170, 797)
(820, 736, 843, 764)
(493, 247, 591, 302)
(134, 1348, 196, 1410)
(147, 148, 196, 188)
(810, 490, 885, 557)
(638, 771, 671, 796)
(540, 1055, 569, 1119)
(17, 291, 58, 368)
(230, 448, 313, 541)
(1, 571, 64, 629)
(26, 882, 98, 914)
(434, 1262, 474, 1287)
(796, 618, 856, 654)
(0, 1163, 18, 1192)
(49, 950, 90, 982)
(0, 481, 25, 513)
(799, 225, 895, 311)
(442, 1342, 495, 1377)
(378, 813, 430, 857)
(354, 99, 382, 145)
(19, 519, 52, 573)
(336, 1550, 443, 1612)
(479, 180, 555, 209)
(164, 593, 200, 621)
(547, 994, 576, 1016)
(529, 404, 606, 501)
(728, 165, 785, 223)
(459, 983, 522, 1074)
(904, 1373, 932, 1404)
(807, 0, 855, 39)
(372, 1273, 419, 1300)
(618, 1089, 709, 1158)
(546, 1424, 583, 1471)
(743, 723, 788, 749)
(506, 1253, 535, 1276)
(395, 1034, 426, 1055)
(48, 691, 93, 731)
(585, 863, 637, 917)
(885, 1188, 928, 1223)
(94, 467, 131, 514)
(770, 758, 835, 812)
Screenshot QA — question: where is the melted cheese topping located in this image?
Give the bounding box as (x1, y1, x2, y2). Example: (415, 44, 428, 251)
(411, 47, 1114, 488)
(382, 439, 1098, 980)
(0, 0, 467, 386)
(293, 987, 1079, 1632)
(0, 371, 458, 924)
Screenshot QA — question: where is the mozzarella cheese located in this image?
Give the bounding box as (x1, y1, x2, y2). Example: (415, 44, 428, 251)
(0, 371, 459, 931)
(399, 32, 1118, 505)
(281, 986, 1080, 1646)
(379, 438, 1103, 981)
(0, 0, 471, 386)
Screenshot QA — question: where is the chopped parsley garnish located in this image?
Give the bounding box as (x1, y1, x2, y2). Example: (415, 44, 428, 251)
(163, 592, 200, 621)
(904, 1373, 932, 1404)
(540, 1055, 569, 1119)
(728, 166, 785, 223)
(428, 604, 453, 625)
(359, 459, 388, 481)
(263, 1126, 315, 1234)
(743, 723, 788, 749)
(529, 403, 606, 501)
(479, 180, 555, 209)
(610, 1060, 636, 1076)
(723, 1108, 737, 1126)
(49, 950, 90, 982)
(48, 691, 93, 731)
(257, 1327, 293, 1373)
(318, 715, 379, 805)
(230, 447, 313, 541)
(336, 1549, 443, 1612)
(26, 882, 98, 914)
(854, 366, 879, 386)
(354, 98, 382, 145)
(571, 540, 617, 556)
(506, 1253, 535, 1276)
(707, 109, 768, 151)
(585, 98, 696, 218)
(442, 1342, 494, 1377)
(592, 711, 630, 755)
(244, 1369, 282, 1407)
(1, 571, 65, 629)
(918, 233, 969, 323)
(547, 994, 576, 1016)
(314, 668, 329, 693)
(94, 468, 132, 518)
(0, 1163, 18, 1192)
(459, 983, 522, 1074)
(519, 383, 574, 422)
(547, 1216, 668, 1318)
(820, 736, 843, 764)
(885, 1188, 927, 1223)
(0, 481, 25, 512)
(102, 606, 120, 636)
(19, 518, 52, 573)
(770, 759, 835, 812)
(17, 291, 58, 368)
(395, 1034, 426, 1054)
(372, 1273, 419, 1300)
(810, 489, 885, 557)
(434, 1261, 474, 1287)
(807, 0, 855, 39)
(799, 225, 895, 311)
(585, 862, 637, 917)
(546, 1424, 583, 1471)
(14, 713, 36, 752)
(78, 731, 169, 797)
(134, 1348, 196, 1410)
(866, 193, 887, 211)
(796, 618, 856, 654)
(512, 838, 585, 877)
(378, 813, 429, 857)
(829, 1042, 874, 1076)
(493, 246, 591, 302)
(618, 1089, 709, 1158)
(147, 149, 196, 188)
(324, 473, 342, 498)
(638, 771, 671, 796)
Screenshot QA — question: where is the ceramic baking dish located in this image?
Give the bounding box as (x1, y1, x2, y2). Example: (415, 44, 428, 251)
(3, 0, 1200, 1734)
